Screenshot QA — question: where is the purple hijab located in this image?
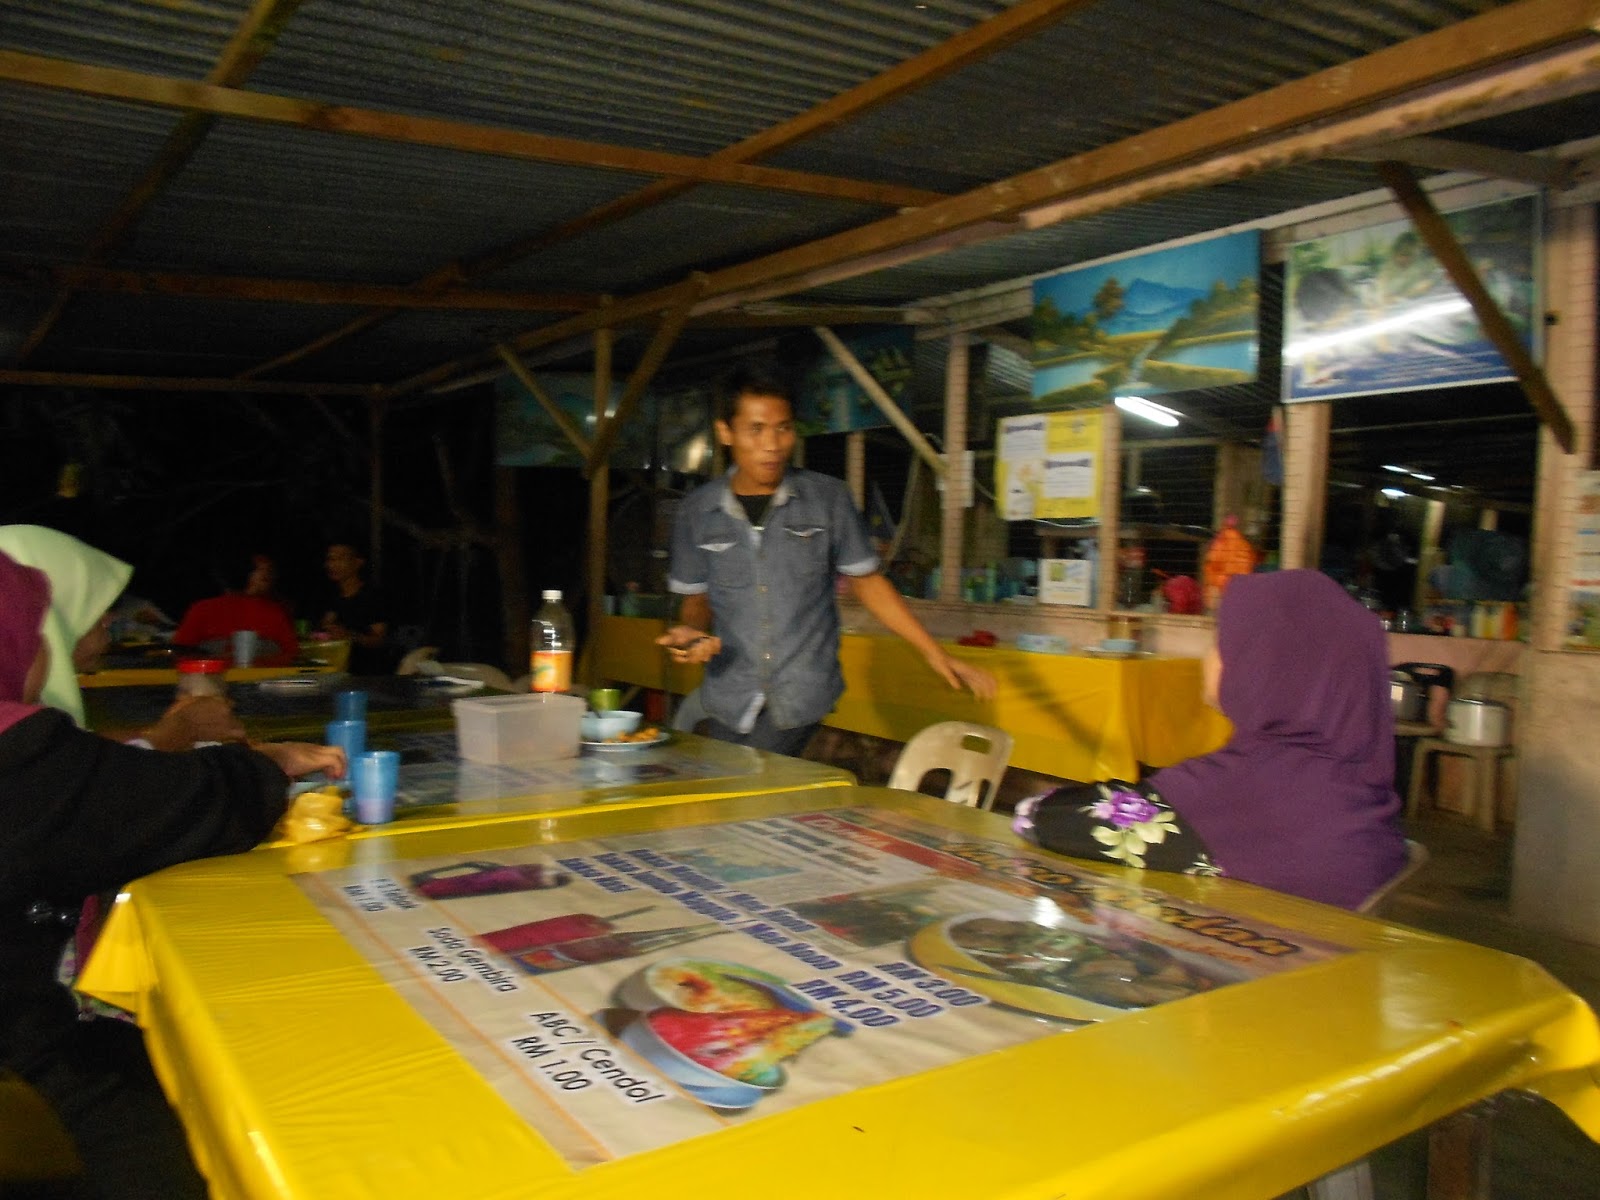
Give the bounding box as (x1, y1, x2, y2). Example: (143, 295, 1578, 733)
(1150, 570, 1406, 909)
(0, 548, 51, 734)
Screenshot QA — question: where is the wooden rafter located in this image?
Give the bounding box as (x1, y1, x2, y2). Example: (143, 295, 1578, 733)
(1376, 160, 1576, 452)
(583, 283, 705, 477)
(690, 305, 933, 328)
(2, 264, 598, 312)
(11, 0, 308, 366)
(0, 369, 371, 395)
(234, 0, 1092, 379)
(493, 345, 592, 457)
(1338, 136, 1574, 188)
(388, 0, 1600, 400)
(0, 50, 946, 213)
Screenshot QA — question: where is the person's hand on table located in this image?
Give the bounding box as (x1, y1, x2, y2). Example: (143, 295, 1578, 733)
(928, 649, 997, 700)
(656, 625, 721, 665)
(142, 695, 247, 751)
(252, 742, 347, 779)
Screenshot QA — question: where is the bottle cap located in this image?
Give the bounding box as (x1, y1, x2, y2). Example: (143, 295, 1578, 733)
(177, 658, 228, 674)
(541, 589, 562, 601)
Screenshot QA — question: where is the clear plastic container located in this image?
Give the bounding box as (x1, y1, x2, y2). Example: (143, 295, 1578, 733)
(451, 692, 585, 764)
(530, 588, 575, 694)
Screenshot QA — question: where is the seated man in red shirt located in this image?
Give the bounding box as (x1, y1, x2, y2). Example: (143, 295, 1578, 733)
(173, 551, 299, 666)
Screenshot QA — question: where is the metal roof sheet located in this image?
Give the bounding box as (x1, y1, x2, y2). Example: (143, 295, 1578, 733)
(0, 0, 1587, 391)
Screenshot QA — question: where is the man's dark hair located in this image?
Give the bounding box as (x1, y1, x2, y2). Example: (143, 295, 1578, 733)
(327, 537, 369, 562)
(717, 362, 793, 424)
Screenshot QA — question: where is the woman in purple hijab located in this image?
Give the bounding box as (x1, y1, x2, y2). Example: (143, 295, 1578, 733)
(1016, 570, 1407, 909)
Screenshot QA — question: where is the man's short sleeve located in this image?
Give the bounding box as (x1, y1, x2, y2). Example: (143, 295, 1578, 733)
(831, 481, 880, 577)
(667, 495, 710, 595)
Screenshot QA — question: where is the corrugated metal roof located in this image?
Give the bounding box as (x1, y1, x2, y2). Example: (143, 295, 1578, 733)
(0, 83, 185, 260)
(0, 0, 254, 76)
(250, 0, 1018, 155)
(0, 0, 1586, 392)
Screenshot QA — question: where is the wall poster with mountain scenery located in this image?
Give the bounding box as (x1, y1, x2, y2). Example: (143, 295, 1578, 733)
(1030, 231, 1260, 406)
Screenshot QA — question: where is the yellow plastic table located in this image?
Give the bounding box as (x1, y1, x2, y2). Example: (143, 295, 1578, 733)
(77, 663, 338, 689)
(594, 615, 1232, 780)
(300, 729, 856, 842)
(80, 788, 1600, 1200)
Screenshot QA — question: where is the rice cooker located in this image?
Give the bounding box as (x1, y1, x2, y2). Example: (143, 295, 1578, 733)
(1444, 697, 1511, 747)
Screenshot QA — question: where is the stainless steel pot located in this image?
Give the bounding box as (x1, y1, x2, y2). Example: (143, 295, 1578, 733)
(1390, 663, 1455, 724)
(1390, 671, 1430, 722)
(1445, 697, 1511, 747)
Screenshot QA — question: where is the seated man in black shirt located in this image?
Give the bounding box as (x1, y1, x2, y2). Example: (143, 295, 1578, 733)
(320, 541, 392, 674)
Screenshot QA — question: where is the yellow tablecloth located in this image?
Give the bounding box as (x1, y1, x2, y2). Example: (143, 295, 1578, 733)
(831, 638, 1231, 780)
(594, 616, 1232, 780)
(81, 788, 1600, 1200)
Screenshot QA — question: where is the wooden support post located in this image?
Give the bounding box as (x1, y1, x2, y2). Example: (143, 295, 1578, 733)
(1415, 497, 1447, 611)
(495, 463, 529, 680)
(585, 281, 704, 477)
(1426, 1106, 1494, 1200)
(1212, 441, 1258, 530)
(368, 394, 385, 579)
(1281, 402, 1331, 570)
(846, 432, 866, 510)
(939, 334, 968, 604)
(1099, 406, 1123, 610)
(586, 317, 614, 686)
(814, 325, 945, 476)
(1378, 161, 1575, 453)
(494, 344, 591, 456)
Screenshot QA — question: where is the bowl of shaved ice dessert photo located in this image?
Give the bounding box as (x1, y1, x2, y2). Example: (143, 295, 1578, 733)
(614, 958, 851, 1110)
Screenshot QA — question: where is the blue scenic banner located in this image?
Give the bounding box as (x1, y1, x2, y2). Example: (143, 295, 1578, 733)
(1030, 231, 1260, 406)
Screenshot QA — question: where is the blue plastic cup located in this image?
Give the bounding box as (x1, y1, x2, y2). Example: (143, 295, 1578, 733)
(334, 689, 368, 721)
(352, 750, 401, 824)
(325, 719, 366, 762)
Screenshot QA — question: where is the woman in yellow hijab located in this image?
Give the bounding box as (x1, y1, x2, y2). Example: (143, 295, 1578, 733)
(0, 525, 130, 727)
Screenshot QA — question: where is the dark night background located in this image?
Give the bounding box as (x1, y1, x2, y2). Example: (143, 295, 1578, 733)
(0, 384, 599, 668)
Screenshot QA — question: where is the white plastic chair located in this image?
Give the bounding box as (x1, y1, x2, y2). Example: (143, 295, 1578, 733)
(1355, 838, 1430, 915)
(887, 721, 1013, 810)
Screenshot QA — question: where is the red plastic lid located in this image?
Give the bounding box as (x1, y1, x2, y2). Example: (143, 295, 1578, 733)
(177, 658, 229, 674)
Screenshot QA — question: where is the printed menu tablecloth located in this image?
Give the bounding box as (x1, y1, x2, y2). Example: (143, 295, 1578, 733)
(297, 807, 1345, 1166)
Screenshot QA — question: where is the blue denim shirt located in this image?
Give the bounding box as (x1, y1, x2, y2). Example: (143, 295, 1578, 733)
(667, 468, 879, 731)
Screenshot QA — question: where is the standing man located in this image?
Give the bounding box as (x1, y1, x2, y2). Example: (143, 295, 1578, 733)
(657, 365, 995, 755)
(320, 540, 391, 675)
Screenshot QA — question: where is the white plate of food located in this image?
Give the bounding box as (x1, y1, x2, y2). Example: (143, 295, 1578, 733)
(581, 729, 670, 752)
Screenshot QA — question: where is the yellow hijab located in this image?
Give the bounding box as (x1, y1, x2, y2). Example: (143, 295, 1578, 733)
(0, 525, 131, 727)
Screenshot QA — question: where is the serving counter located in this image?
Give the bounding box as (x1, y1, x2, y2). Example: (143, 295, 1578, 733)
(79, 787, 1600, 1200)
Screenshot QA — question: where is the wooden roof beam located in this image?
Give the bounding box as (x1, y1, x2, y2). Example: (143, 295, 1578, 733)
(1337, 136, 1575, 188)
(235, 0, 1089, 381)
(10, 0, 308, 367)
(389, 0, 1600, 400)
(0, 369, 371, 395)
(2, 264, 599, 311)
(689, 304, 934, 328)
(582, 282, 706, 478)
(494, 345, 592, 457)
(1376, 160, 1575, 452)
(0, 50, 945, 212)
